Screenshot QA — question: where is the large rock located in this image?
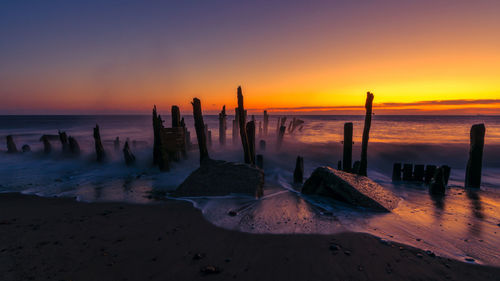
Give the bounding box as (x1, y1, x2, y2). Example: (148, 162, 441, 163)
(174, 160, 264, 197)
(302, 167, 400, 212)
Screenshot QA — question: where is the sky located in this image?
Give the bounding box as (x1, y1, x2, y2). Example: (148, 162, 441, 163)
(1, 0, 499, 115)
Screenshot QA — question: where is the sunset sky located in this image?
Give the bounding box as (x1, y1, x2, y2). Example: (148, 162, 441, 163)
(1, 0, 499, 115)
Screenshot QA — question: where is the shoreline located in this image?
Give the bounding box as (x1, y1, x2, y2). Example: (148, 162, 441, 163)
(1, 192, 499, 281)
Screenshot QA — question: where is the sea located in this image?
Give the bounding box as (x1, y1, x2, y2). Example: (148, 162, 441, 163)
(1, 114, 500, 265)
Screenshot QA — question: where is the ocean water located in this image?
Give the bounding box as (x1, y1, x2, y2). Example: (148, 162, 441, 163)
(1, 114, 500, 265)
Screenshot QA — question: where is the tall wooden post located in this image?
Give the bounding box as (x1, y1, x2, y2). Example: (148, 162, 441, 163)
(192, 98, 209, 164)
(171, 105, 181, 128)
(343, 122, 353, 172)
(93, 124, 106, 162)
(294, 156, 304, 184)
(263, 110, 269, 136)
(465, 124, 485, 188)
(237, 86, 252, 164)
(246, 120, 256, 165)
(359, 92, 374, 176)
(6, 135, 18, 153)
(219, 105, 227, 145)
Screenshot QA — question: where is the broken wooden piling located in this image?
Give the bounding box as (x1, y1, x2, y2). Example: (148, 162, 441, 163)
(171, 105, 181, 128)
(392, 163, 402, 182)
(58, 131, 69, 153)
(68, 136, 80, 155)
(425, 165, 437, 184)
(237, 86, 252, 164)
(413, 164, 425, 182)
(359, 92, 374, 176)
(40, 135, 51, 154)
(123, 141, 136, 166)
(93, 124, 106, 162)
(294, 156, 304, 184)
(192, 98, 209, 164)
(277, 125, 286, 149)
(465, 124, 485, 188)
(402, 164, 413, 181)
(246, 121, 256, 165)
(219, 105, 227, 145)
(430, 167, 446, 195)
(343, 122, 353, 172)
(6, 135, 18, 153)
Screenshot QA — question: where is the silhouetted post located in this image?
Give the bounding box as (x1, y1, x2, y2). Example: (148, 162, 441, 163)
(114, 137, 120, 151)
(402, 164, 413, 181)
(93, 124, 106, 162)
(171, 105, 181, 128)
(68, 136, 80, 155)
(425, 165, 437, 184)
(430, 167, 446, 195)
(246, 121, 256, 165)
(413, 164, 425, 182)
(392, 163, 402, 182)
(152, 105, 161, 165)
(343, 122, 353, 172)
(294, 156, 304, 184)
(465, 124, 485, 188)
(259, 140, 266, 151)
(192, 98, 209, 164)
(59, 131, 69, 153)
(276, 117, 281, 134)
(359, 92, 374, 176)
(277, 125, 286, 149)
(6, 135, 18, 153)
(181, 117, 188, 157)
(40, 135, 51, 154)
(123, 141, 136, 166)
(263, 110, 269, 136)
(442, 165, 451, 186)
(237, 86, 251, 164)
(256, 154, 264, 169)
(219, 105, 227, 145)
(352, 161, 361, 174)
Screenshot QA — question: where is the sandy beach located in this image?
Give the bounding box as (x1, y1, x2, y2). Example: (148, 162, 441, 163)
(0, 193, 499, 281)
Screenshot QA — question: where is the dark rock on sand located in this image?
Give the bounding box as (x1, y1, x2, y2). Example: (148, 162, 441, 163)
(302, 167, 400, 212)
(174, 159, 264, 197)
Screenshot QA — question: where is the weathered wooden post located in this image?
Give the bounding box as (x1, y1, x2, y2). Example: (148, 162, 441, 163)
(259, 140, 266, 151)
(343, 122, 353, 172)
(425, 165, 436, 184)
(192, 98, 209, 164)
(59, 131, 69, 153)
(40, 135, 51, 154)
(6, 135, 18, 153)
(277, 125, 286, 149)
(413, 164, 425, 182)
(359, 92, 374, 176)
(430, 167, 446, 195)
(237, 86, 252, 164)
(263, 110, 269, 136)
(442, 165, 451, 186)
(392, 163, 402, 182)
(256, 154, 264, 169)
(246, 121, 256, 165)
(219, 105, 227, 145)
(465, 124, 485, 188)
(402, 164, 413, 181)
(68, 136, 80, 155)
(93, 124, 106, 162)
(294, 156, 304, 184)
(123, 141, 136, 166)
(171, 105, 181, 127)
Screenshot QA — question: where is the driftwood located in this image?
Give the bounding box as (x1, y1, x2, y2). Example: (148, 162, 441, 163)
(237, 87, 251, 164)
(68, 136, 80, 155)
(465, 124, 485, 188)
(58, 131, 69, 153)
(246, 121, 256, 165)
(288, 118, 304, 134)
(123, 141, 136, 166)
(294, 156, 304, 184)
(192, 98, 209, 164)
(256, 154, 263, 169)
(6, 135, 18, 153)
(343, 122, 353, 172)
(219, 105, 227, 145)
(93, 124, 106, 162)
(263, 110, 269, 136)
(359, 92, 374, 176)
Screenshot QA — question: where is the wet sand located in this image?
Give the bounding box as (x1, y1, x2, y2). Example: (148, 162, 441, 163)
(1, 193, 499, 281)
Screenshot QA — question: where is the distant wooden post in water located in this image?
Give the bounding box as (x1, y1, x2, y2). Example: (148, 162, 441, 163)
(93, 124, 106, 162)
(68, 136, 80, 155)
(246, 121, 256, 165)
(359, 92, 374, 176)
(6, 135, 18, 153)
(294, 156, 304, 184)
(237, 86, 252, 164)
(465, 123, 485, 188)
(58, 131, 69, 153)
(123, 141, 136, 166)
(219, 105, 227, 145)
(40, 135, 51, 154)
(192, 98, 209, 164)
(343, 122, 353, 172)
(263, 110, 269, 136)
